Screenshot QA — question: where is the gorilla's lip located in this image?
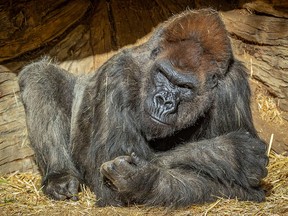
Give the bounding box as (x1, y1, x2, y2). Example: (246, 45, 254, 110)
(149, 114, 170, 126)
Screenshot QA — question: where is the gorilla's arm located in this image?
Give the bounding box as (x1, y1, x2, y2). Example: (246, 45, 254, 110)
(100, 58, 268, 207)
(100, 131, 268, 207)
(19, 60, 81, 201)
(153, 131, 268, 202)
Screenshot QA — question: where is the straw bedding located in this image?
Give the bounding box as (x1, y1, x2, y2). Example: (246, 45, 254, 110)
(0, 152, 287, 216)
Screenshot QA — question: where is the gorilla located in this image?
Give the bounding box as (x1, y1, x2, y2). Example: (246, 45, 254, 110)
(18, 9, 268, 207)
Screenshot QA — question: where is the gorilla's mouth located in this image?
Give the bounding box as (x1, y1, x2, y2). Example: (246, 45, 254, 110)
(149, 114, 170, 126)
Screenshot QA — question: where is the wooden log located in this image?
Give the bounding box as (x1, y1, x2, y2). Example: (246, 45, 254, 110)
(221, 9, 288, 111)
(109, 0, 163, 49)
(243, 1, 288, 18)
(0, 69, 37, 174)
(0, 0, 90, 62)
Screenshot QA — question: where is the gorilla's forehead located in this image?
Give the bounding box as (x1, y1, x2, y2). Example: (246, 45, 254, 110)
(164, 40, 204, 74)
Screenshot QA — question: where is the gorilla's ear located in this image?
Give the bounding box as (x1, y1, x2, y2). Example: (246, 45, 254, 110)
(162, 9, 233, 74)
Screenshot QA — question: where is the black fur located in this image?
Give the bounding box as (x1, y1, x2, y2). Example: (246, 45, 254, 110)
(18, 9, 268, 207)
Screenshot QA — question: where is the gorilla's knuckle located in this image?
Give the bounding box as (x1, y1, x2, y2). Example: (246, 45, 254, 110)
(101, 161, 114, 172)
(114, 157, 129, 167)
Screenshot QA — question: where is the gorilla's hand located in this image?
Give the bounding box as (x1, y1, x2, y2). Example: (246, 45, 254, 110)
(42, 173, 80, 201)
(100, 153, 158, 194)
(236, 136, 268, 188)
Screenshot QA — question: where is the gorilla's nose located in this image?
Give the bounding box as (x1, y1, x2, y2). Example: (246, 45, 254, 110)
(154, 91, 178, 113)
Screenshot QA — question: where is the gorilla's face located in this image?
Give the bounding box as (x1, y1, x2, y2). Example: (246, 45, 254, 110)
(141, 41, 220, 140)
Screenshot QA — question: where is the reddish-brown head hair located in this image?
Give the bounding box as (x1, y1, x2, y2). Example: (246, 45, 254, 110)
(161, 9, 232, 75)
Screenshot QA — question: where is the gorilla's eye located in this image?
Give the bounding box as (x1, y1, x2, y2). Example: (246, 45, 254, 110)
(178, 83, 193, 90)
(211, 74, 219, 88)
(212, 74, 218, 83)
(151, 47, 161, 58)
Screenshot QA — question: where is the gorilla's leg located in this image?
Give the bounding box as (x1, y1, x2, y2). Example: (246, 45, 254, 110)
(18, 59, 80, 200)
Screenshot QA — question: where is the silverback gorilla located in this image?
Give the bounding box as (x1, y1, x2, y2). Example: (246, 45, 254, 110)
(19, 9, 268, 207)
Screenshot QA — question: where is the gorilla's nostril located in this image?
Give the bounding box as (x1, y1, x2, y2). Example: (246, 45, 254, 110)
(164, 101, 174, 109)
(156, 95, 165, 105)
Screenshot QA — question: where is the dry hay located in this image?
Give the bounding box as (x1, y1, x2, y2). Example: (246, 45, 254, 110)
(0, 152, 287, 216)
(253, 81, 284, 125)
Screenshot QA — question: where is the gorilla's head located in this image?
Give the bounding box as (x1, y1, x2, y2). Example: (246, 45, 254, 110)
(133, 10, 233, 139)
